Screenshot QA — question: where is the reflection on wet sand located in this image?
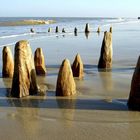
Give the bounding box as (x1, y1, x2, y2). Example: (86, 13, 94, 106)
(56, 97, 76, 127)
(2, 78, 12, 96)
(97, 32, 100, 36)
(36, 76, 48, 96)
(5, 96, 76, 129)
(74, 32, 78, 36)
(7, 99, 40, 139)
(99, 70, 114, 92)
(85, 32, 90, 39)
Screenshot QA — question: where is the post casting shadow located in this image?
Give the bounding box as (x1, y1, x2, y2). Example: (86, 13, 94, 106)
(0, 88, 129, 111)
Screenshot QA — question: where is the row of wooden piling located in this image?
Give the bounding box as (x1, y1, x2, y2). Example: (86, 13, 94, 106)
(2, 30, 112, 98)
(2, 47, 47, 78)
(2, 28, 139, 110)
(31, 23, 113, 34)
(2, 42, 85, 98)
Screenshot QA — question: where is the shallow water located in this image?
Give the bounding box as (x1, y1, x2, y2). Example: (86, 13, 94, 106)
(0, 20, 140, 140)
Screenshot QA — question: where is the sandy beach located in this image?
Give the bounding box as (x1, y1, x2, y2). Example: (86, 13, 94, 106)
(0, 19, 56, 26)
(0, 18, 140, 140)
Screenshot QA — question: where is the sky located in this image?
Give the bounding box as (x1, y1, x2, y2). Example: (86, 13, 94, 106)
(0, 0, 139, 17)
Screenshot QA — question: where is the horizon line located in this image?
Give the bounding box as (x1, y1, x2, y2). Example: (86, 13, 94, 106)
(0, 16, 137, 18)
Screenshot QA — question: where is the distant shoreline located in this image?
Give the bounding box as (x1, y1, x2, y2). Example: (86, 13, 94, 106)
(0, 19, 56, 26)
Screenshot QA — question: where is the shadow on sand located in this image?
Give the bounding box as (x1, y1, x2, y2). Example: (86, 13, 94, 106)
(0, 88, 129, 111)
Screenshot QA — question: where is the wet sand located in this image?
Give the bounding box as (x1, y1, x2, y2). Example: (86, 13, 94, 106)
(0, 22, 140, 140)
(0, 70, 137, 140)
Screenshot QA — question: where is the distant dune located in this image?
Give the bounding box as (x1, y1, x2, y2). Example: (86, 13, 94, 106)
(0, 19, 56, 26)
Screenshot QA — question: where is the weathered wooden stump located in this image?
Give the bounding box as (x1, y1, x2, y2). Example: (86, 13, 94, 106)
(11, 40, 38, 98)
(56, 59, 76, 96)
(72, 54, 84, 79)
(34, 48, 47, 75)
(128, 56, 140, 110)
(98, 31, 113, 69)
(2, 46, 14, 78)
